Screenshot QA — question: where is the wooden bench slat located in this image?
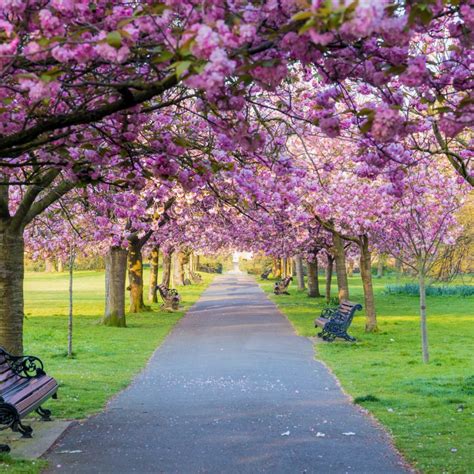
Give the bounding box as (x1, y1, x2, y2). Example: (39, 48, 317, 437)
(16, 379, 58, 416)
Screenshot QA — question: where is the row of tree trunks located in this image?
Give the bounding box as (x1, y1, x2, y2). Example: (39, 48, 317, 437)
(148, 246, 159, 303)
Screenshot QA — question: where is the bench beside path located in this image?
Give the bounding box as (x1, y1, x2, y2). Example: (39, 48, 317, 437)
(45, 274, 409, 473)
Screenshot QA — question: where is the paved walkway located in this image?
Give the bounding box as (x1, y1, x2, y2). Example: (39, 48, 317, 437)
(45, 274, 408, 473)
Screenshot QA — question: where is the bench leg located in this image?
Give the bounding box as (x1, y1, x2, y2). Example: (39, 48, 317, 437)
(36, 406, 52, 421)
(13, 420, 33, 438)
(0, 444, 10, 453)
(341, 333, 356, 342)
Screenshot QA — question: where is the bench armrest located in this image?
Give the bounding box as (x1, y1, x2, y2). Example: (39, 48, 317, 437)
(3, 352, 46, 378)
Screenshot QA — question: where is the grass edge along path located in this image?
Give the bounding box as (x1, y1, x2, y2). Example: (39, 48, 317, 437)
(0, 270, 214, 473)
(259, 276, 474, 474)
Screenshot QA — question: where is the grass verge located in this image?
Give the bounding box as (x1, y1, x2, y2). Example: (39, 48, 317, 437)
(260, 275, 474, 474)
(0, 270, 213, 473)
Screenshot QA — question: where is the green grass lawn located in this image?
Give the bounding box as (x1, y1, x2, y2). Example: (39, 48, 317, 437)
(260, 274, 474, 474)
(0, 269, 214, 473)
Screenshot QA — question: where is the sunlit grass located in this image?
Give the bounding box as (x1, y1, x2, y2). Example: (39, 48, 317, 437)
(260, 274, 474, 474)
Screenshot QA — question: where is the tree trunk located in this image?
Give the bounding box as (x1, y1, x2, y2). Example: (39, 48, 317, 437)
(103, 247, 127, 327)
(287, 258, 293, 277)
(148, 246, 159, 303)
(307, 258, 321, 297)
(376, 255, 384, 278)
(419, 270, 429, 363)
(359, 235, 378, 332)
(395, 256, 402, 274)
(162, 251, 172, 287)
(45, 258, 55, 273)
(182, 252, 191, 284)
(325, 254, 334, 303)
(68, 250, 75, 358)
(333, 233, 350, 302)
(0, 223, 25, 354)
(195, 254, 200, 272)
(294, 256, 305, 290)
(173, 252, 185, 286)
(347, 260, 354, 277)
(128, 238, 149, 313)
(57, 258, 64, 273)
(282, 257, 288, 278)
(272, 258, 281, 278)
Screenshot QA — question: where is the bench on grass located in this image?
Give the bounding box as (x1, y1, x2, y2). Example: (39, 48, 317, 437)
(190, 271, 202, 284)
(314, 300, 362, 342)
(260, 268, 271, 280)
(0, 347, 58, 452)
(157, 284, 181, 310)
(274, 276, 293, 295)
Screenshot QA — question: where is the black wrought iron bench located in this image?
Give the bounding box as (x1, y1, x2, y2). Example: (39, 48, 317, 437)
(260, 268, 271, 280)
(157, 284, 180, 310)
(314, 300, 362, 342)
(274, 276, 293, 295)
(0, 347, 58, 452)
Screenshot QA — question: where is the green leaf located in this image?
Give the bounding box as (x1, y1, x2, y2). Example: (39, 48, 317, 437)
(291, 11, 313, 22)
(106, 31, 122, 49)
(173, 60, 193, 78)
(153, 50, 174, 63)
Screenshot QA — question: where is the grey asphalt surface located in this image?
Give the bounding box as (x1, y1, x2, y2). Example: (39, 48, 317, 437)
(45, 273, 408, 474)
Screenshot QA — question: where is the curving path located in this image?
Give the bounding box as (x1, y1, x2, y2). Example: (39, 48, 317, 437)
(45, 274, 408, 473)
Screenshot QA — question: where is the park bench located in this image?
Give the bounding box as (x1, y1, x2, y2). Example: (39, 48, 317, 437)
(157, 284, 180, 310)
(274, 276, 293, 295)
(0, 347, 58, 452)
(190, 271, 202, 284)
(314, 300, 362, 342)
(260, 268, 271, 280)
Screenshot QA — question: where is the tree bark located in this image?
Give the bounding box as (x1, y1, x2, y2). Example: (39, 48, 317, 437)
(307, 258, 321, 297)
(294, 256, 305, 290)
(148, 246, 159, 303)
(282, 257, 288, 278)
(173, 252, 185, 286)
(162, 251, 172, 287)
(0, 223, 25, 354)
(103, 247, 127, 327)
(57, 258, 64, 273)
(347, 260, 354, 277)
(419, 270, 429, 363)
(333, 233, 350, 301)
(45, 258, 56, 273)
(272, 257, 281, 278)
(359, 235, 378, 332)
(128, 238, 149, 313)
(376, 255, 384, 278)
(325, 254, 334, 303)
(287, 258, 293, 277)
